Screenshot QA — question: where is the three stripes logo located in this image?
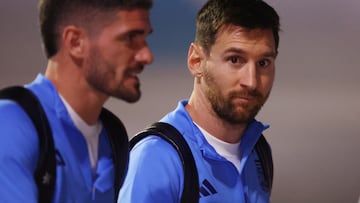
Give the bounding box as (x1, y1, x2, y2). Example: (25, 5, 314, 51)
(199, 179, 217, 197)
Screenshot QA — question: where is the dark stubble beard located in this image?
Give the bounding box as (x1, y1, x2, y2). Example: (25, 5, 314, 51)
(203, 68, 270, 125)
(85, 46, 141, 103)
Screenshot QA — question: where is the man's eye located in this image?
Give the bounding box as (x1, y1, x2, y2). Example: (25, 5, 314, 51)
(229, 56, 239, 63)
(126, 33, 136, 42)
(258, 60, 270, 67)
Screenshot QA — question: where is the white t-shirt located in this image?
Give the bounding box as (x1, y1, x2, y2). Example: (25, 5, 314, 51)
(60, 95, 102, 176)
(195, 123, 241, 172)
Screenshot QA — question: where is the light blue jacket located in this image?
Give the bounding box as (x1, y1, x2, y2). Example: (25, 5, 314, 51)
(0, 74, 116, 203)
(118, 100, 271, 203)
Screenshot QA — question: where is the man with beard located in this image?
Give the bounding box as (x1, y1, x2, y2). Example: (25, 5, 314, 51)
(118, 0, 280, 202)
(0, 0, 153, 202)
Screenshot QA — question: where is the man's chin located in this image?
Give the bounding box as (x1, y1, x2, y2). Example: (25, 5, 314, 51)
(122, 94, 141, 103)
(113, 90, 141, 103)
(229, 107, 260, 124)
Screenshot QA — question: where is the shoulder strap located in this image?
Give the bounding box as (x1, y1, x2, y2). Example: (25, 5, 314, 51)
(130, 122, 199, 203)
(100, 108, 129, 203)
(254, 135, 274, 192)
(0, 86, 56, 203)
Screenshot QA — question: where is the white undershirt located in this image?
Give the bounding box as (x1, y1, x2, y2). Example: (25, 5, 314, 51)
(195, 123, 241, 172)
(60, 95, 102, 174)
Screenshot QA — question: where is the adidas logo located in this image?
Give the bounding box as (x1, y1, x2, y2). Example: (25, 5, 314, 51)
(199, 179, 217, 197)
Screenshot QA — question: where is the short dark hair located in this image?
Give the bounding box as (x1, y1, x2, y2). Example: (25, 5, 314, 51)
(38, 0, 153, 58)
(195, 0, 280, 54)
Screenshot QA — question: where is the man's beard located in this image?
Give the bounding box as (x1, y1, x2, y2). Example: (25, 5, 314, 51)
(85, 46, 141, 103)
(204, 69, 269, 125)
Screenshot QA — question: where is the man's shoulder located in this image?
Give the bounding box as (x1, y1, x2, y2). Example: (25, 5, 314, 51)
(0, 87, 41, 152)
(0, 99, 39, 165)
(0, 99, 35, 125)
(131, 135, 180, 155)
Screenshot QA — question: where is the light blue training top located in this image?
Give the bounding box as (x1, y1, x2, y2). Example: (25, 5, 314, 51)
(118, 99, 271, 203)
(0, 74, 116, 203)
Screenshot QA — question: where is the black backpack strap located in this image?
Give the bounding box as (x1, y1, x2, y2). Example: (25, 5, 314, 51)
(130, 122, 199, 203)
(100, 108, 129, 203)
(254, 135, 273, 192)
(0, 86, 56, 203)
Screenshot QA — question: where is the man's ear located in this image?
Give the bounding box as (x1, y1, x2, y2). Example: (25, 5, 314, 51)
(187, 43, 205, 78)
(62, 26, 87, 58)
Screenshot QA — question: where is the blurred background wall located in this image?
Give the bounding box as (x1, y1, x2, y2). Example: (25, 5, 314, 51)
(1, 0, 359, 202)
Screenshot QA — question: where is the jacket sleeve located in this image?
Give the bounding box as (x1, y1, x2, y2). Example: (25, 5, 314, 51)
(117, 136, 184, 203)
(0, 100, 39, 203)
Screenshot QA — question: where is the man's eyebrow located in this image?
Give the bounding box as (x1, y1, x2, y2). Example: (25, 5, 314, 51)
(223, 47, 246, 55)
(263, 51, 277, 58)
(224, 47, 277, 58)
(129, 28, 153, 35)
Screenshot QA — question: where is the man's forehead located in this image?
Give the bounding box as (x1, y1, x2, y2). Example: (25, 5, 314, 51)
(214, 25, 275, 46)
